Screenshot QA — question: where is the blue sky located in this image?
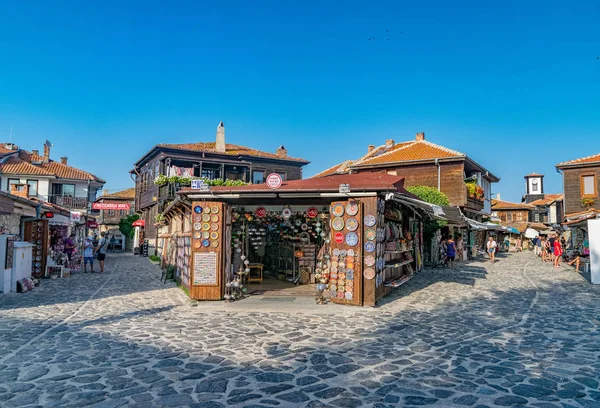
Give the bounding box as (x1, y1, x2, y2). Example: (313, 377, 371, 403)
(0, 0, 599, 201)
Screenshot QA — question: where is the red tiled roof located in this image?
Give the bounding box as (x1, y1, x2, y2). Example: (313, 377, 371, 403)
(557, 153, 600, 167)
(525, 173, 544, 177)
(529, 194, 563, 207)
(310, 160, 354, 178)
(158, 142, 309, 163)
(0, 146, 16, 156)
(41, 161, 104, 182)
(0, 157, 55, 176)
(353, 140, 464, 167)
(1, 151, 105, 182)
(98, 188, 135, 200)
(491, 199, 534, 211)
(180, 173, 407, 195)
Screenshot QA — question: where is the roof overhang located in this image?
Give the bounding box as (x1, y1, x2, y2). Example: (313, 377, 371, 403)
(349, 156, 464, 171)
(464, 157, 500, 182)
(556, 161, 600, 170)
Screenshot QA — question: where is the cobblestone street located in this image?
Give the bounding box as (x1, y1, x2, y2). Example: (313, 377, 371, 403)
(1, 252, 600, 408)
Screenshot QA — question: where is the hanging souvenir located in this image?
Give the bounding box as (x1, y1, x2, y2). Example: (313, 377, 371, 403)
(194, 232, 201, 239)
(332, 217, 345, 231)
(211, 241, 219, 248)
(193, 222, 202, 231)
(282, 208, 292, 219)
(202, 231, 210, 239)
(364, 214, 376, 227)
(255, 207, 267, 218)
(365, 255, 375, 267)
(193, 205, 203, 214)
(307, 207, 319, 218)
(346, 201, 359, 216)
(337, 292, 345, 299)
(202, 223, 211, 231)
(211, 206, 219, 214)
(210, 231, 219, 240)
(194, 214, 202, 222)
(333, 248, 341, 256)
(365, 241, 375, 253)
(202, 214, 211, 222)
(340, 250, 347, 257)
(203, 207, 211, 214)
(365, 229, 376, 241)
(332, 203, 345, 217)
(211, 214, 219, 223)
(346, 218, 358, 232)
(211, 223, 219, 231)
(202, 239, 210, 247)
(334, 232, 344, 244)
(346, 270, 354, 280)
(193, 241, 201, 249)
(345, 232, 358, 247)
(345, 292, 353, 300)
(301, 223, 308, 231)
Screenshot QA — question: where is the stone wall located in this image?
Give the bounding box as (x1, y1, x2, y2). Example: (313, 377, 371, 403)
(0, 213, 22, 235)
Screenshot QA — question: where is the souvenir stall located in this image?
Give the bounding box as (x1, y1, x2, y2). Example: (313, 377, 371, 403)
(165, 173, 434, 307)
(23, 220, 49, 278)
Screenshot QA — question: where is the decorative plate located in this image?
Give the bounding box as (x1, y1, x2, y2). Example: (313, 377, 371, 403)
(346, 218, 359, 232)
(340, 250, 347, 257)
(337, 291, 345, 299)
(332, 248, 341, 256)
(203, 206, 211, 214)
(210, 231, 219, 240)
(338, 261, 346, 268)
(346, 270, 355, 281)
(193, 222, 202, 231)
(211, 223, 219, 231)
(194, 232, 202, 239)
(331, 261, 339, 268)
(194, 206, 203, 214)
(282, 208, 292, 219)
(364, 214, 376, 227)
(365, 241, 376, 253)
(194, 214, 202, 222)
(346, 262, 354, 270)
(329, 284, 337, 292)
(211, 206, 219, 214)
(346, 279, 354, 288)
(338, 272, 346, 280)
(365, 229, 376, 241)
(330, 289, 337, 297)
(365, 255, 375, 267)
(346, 201, 359, 216)
(330, 266, 338, 273)
(301, 223, 308, 231)
(202, 223, 211, 231)
(345, 232, 358, 247)
(331, 217, 344, 231)
(202, 239, 210, 247)
(332, 203, 345, 217)
(330, 272, 338, 279)
(202, 231, 210, 239)
(345, 292, 353, 300)
(38, 221, 43, 226)
(211, 240, 219, 248)
(211, 214, 219, 222)
(347, 249, 355, 257)
(202, 214, 211, 222)
(364, 268, 375, 279)
(193, 241, 201, 249)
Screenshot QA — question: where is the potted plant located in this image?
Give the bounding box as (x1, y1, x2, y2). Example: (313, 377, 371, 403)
(466, 182, 477, 198)
(149, 255, 161, 265)
(582, 198, 595, 208)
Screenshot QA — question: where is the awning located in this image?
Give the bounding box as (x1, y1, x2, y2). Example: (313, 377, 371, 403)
(49, 214, 72, 227)
(504, 227, 520, 234)
(440, 206, 467, 226)
(385, 193, 445, 219)
(132, 220, 145, 227)
(467, 219, 501, 231)
(525, 228, 539, 238)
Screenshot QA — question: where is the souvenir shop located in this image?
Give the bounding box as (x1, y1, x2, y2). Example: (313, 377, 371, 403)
(162, 174, 432, 307)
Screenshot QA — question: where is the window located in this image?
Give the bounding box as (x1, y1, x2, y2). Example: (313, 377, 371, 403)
(7, 178, 20, 190)
(119, 209, 127, 216)
(252, 170, 265, 184)
(52, 183, 75, 196)
(506, 213, 513, 221)
(534, 213, 540, 222)
(201, 168, 217, 179)
(581, 174, 597, 197)
(517, 212, 523, 221)
(108, 209, 116, 216)
(277, 172, 287, 181)
(532, 183, 538, 192)
(26, 180, 38, 196)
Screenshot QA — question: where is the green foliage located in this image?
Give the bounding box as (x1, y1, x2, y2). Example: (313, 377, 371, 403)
(149, 255, 161, 262)
(119, 214, 140, 238)
(155, 213, 164, 222)
(406, 185, 450, 206)
(154, 175, 248, 187)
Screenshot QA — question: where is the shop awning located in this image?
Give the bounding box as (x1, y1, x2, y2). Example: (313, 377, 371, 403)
(385, 193, 445, 219)
(440, 206, 467, 226)
(525, 228, 539, 238)
(504, 226, 520, 234)
(132, 220, 145, 227)
(49, 214, 72, 226)
(467, 219, 501, 231)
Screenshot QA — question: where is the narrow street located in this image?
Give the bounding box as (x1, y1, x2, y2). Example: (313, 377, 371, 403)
(1, 252, 599, 408)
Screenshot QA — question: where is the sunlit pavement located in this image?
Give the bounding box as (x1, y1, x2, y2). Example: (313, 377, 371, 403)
(1, 252, 599, 407)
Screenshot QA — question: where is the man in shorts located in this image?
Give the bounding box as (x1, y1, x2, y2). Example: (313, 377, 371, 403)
(487, 236, 497, 263)
(83, 236, 94, 273)
(95, 232, 109, 273)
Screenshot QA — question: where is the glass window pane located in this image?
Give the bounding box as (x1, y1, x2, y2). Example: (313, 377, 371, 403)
(252, 171, 264, 184)
(27, 180, 38, 196)
(583, 176, 595, 195)
(63, 184, 75, 196)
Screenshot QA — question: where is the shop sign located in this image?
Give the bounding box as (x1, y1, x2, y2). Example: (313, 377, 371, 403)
(334, 232, 344, 244)
(70, 212, 81, 222)
(266, 173, 283, 189)
(92, 202, 131, 210)
(87, 221, 98, 229)
(191, 179, 210, 192)
(43, 211, 54, 219)
(339, 184, 351, 194)
(307, 207, 319, 218)
(255, 207, 267, 218)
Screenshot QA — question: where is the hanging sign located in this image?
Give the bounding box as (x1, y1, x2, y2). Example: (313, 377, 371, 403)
(307, 207, 319, 218)
(255, 207, 267, 218)
(193, 252, 218, 285)
(87, 221, 98, 229)
(191, 179, 210, 192)
(339, 184, 351, 194)
(43, 212, 54, 219)
(334, 232, 345, 244)
(70, 212, 81, 222)
(266, 173, 283, 189)
(92, 202, 131, 210)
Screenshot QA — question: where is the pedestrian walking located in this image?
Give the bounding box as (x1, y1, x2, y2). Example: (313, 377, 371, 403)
(446, 237, 457, 269)
(94, 232, 110, 273)
(516, 237, 522, 252)
(456, 234, 464, 261)
(83, 237, 94, 273)
(535, 236, 542, 256)
(486, 236, 497, 263)
(548, 234, 556, 263)
(64, 233, 75, 261)
(553, 238, 563, 268)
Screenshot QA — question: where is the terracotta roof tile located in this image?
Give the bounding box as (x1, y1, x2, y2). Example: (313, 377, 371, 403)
(100, 188, 135, 200)
(0, 157, 55, 176)
(529, 194, 563, 206)
(1, 151, 105, 182)
(557, 153, 600, 167)
(0, 146, 16, 156)
(352, 140, 464, 167)
(158, 142, 309, 163)
(40, 161, 104, 182)
(491, 199, 534, 211)
(525, 173, 544, 177)
(310, 160, 354, 178)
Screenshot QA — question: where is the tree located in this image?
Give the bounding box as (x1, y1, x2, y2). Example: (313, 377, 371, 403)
(405, 185, 450, 206)
(119, 214, 140, 238)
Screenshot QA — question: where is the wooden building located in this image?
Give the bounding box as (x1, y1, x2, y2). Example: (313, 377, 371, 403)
(556, 153, 600, 217)
(131, 122, 309, 247)
(312, 132, 499, 221)
(491, 198, 534, 223)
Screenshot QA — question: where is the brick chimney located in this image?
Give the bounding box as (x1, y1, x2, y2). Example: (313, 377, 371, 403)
(61, 156, 68, 165)
(215, 122, 226, 153)
(32, 149, 39, 156)
(43, 141, 51, 163)
(416, 132, 425, 141)
(10, 183, 30, 198)
(103, 189, 109, 196)
(276, 145, 288, 157)
(385, 139, 394, 148)
(368, 145, 375, 153)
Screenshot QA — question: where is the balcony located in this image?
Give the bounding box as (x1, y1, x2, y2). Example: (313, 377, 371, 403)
(466, 197, 484, 211)
(49, 195, 88, 210)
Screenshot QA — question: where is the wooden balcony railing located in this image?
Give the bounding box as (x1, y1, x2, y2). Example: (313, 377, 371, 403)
(49, 195, 88, 209)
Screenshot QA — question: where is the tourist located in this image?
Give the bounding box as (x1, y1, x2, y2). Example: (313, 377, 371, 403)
(83, 237, 94, 273)
(567, 254, 582, 272)
(560, 236, 567, 250)
(553, 237, 563, 268)
(486, 236, 497, 263)
(50, 228, 59, 250)
(548, 234, 556, 263)
(516, 237, 522, 252)
(536, 236, 542, 256)
(64, 233, 75, 261)
(504, 236, 510, 252)
(446, 237, 457, 270)
(94, 232, 110, 273)
(456, 234, 464, 261)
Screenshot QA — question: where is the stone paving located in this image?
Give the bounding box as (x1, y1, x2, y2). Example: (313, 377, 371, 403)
(1, 252, 600, 407)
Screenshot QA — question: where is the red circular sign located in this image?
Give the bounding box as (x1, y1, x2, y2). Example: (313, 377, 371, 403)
(307, 207, 318, 218)
(334, 232, 344, 244)
(266, 173, 283, 189)
(255, 207, 267, 218)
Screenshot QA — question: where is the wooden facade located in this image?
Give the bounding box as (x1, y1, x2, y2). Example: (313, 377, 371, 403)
(561, 166, 600, 215)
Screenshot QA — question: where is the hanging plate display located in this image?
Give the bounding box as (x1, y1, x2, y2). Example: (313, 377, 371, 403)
(301, 223, 308, 231)
(333, 248, 341, 256)
(307, 207, 319, 218)
(346, 218, 359, 232)
(345, 291, 353, 300)
(211, 240, 219, 248)
(211, 223, 219, 231)
(210, 231, 219, 240)
(365, 229, 376, 241)
(193, 222, 202, 231)
(211, 214, 219, 223)
(365, 255, 375, 267)
(282, 208, 292, 219)
(346, 270, 354, 280)
(337, 291, 345, 299)
(202, 214, 211, 222)
(194, 232, 201, 239)
(193, 241, 201, 249)
(364, 214, 376, 227)
(331, 217, 344, 231)
(203, 207, 211, 214)
(202, 231, 210, 239)
(331, 203, 345, 217)
(211, 206, 219, 214)
(202, 223, 211, 231)
(202, 239, 210, 247)
(365, 241, 376, 253)
(194, 214, 202, 222)
(346, 201, 359, 216)
(347, 249, 355, 257)
(334, 232, 344, 244)
(194, 205, 203, 214)
(345, 232, 358, 247)
(364, 268, 375, 279)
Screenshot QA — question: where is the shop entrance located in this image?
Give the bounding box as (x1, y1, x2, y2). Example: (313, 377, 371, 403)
(228, 205, 329, 297)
